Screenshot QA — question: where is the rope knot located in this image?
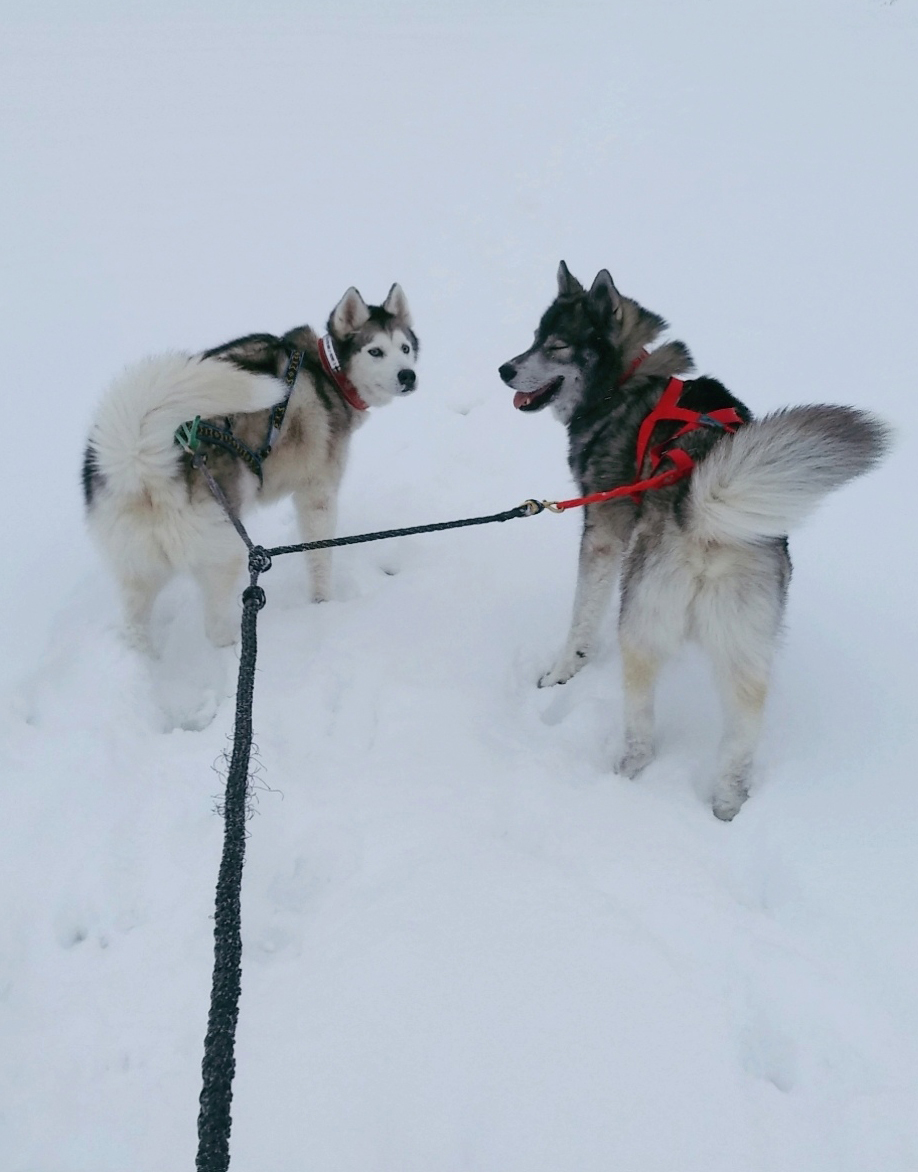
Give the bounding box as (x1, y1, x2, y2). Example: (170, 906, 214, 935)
(248, 546, 272, 576)
(242, 584, 266, 611)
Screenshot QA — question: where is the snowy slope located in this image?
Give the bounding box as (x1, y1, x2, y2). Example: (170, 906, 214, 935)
(1, 2, 917, 1169)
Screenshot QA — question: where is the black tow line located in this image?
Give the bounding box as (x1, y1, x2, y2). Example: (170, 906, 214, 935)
(191, 455, 543, 1172)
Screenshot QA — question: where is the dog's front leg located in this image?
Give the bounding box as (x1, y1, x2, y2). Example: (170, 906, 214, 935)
(294, 486, 338, 602)
(539, 505, 626, 687)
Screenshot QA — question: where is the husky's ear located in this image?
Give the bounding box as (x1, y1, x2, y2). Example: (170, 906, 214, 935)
(330, 287, 371, 337)
(557, 260, 584, 298)
(382, 282, 412, 326)
(588, 269, 624, 327)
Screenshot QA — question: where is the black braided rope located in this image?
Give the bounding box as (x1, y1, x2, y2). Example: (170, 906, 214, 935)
(196, 556, 266, 1172)
(195, 496, 543, 1170)
(266, 502, 540, 557)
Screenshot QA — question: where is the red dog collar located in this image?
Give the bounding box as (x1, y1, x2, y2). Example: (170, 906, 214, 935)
(317, 335, 369, 412)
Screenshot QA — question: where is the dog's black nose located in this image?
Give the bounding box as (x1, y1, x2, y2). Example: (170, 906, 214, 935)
(498, 362, 517, 384)
(398, 368, 416, 391)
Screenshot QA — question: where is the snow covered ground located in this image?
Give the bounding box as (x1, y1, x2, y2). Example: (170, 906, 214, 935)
(1, 1, 917, 1168)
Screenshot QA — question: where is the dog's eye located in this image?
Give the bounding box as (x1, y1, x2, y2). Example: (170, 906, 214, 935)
(401, 343, 410, 355)
(368, 347, 384, 358)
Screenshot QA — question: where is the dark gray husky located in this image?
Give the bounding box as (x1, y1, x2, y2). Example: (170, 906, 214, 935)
(499, 262, 889, 819)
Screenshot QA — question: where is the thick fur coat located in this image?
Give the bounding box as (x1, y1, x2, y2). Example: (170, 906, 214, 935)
(500, 262, 889, 819)
(84, 284, 418, 653)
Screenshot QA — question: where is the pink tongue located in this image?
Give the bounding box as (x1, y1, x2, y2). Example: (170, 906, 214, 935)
(513, 390, 534, 410)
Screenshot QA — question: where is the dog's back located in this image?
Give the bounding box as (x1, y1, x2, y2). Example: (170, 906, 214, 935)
(84, 353, 281, 507)
(82, 352, 286, 651)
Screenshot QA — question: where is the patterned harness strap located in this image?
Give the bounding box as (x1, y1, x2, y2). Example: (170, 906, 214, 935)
(175, 348, 305, 484)
(192, 421, 267, 483)
(259, 348, 303, 458)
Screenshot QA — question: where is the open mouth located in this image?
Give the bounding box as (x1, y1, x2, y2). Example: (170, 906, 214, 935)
(513, 376, 564, 412)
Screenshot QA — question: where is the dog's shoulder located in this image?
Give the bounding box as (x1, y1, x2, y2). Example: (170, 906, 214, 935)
(281, 325, 318, 351)
(201, 325, 321, 380)
(201, 332, 288, 378)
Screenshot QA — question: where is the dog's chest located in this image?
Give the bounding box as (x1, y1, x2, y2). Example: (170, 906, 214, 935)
(568, 412, 639, 494)
(258, 394, 349, 502)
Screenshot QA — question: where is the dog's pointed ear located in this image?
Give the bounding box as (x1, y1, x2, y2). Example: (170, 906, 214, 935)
(330, 287, 371, 337)
(557, 260, 584, 297)
(382, 282, 412, 326)
(588, 269, 624, 326)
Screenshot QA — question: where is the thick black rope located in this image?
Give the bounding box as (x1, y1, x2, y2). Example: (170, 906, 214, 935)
(266, 502, 539, 557)
(196, 552, 266, 1172)
(195, 475, 542, 1171)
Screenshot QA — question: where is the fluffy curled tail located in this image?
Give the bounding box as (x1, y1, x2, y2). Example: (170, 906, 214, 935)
(87, 353, 282, 499)
(688, 405, 891, 544)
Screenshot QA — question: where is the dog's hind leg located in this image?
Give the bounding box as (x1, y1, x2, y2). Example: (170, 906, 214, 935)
(614, 641, 663, 778)
(119, 566, 171, 656)
(613, 531, 691, 777)
(694, 559, 783, 820)
(191, 555, 246, 647)
(708, 661, 769, 821)
(539, 503, 630, 687)
(293, 485, 338, 603)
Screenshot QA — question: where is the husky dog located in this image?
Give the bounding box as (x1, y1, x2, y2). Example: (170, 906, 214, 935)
(499, 262, 889, 819)
(84, 284, 418, 653)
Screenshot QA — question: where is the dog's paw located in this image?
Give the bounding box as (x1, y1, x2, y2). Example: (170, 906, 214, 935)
(712, 794, 744, 822)
(711, 784, 749, 822)
(538, 650, 587, 688)
(614, 741, 654, 779)
(711, 760, 752, 821)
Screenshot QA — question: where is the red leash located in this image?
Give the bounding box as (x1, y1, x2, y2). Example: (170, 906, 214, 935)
(545, 376, 744, 513)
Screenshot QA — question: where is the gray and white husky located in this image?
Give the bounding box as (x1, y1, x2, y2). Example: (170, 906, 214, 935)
(83, 284, 418, 653)
(499, 262, 889, 819)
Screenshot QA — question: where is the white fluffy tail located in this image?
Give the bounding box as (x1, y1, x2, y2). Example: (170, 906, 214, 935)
(88, 353, 282, 498)
(688, 405, 891, 544)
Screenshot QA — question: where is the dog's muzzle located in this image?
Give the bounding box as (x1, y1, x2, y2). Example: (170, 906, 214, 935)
(511, 376, 564, 412)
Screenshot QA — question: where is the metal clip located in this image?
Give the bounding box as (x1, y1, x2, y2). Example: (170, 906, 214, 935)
(175, 415, 202, 454)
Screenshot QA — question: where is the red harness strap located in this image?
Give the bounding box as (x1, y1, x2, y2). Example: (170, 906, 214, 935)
(548, 377, 744, 512)
(317, 334, 370, 412)
(618, 348, 650, 386)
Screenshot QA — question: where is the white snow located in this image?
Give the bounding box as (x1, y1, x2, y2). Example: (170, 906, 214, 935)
(1, 1, 917, 1169)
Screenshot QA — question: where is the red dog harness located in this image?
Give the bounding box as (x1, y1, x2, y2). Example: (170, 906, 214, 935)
(546, 371, 745, 513)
